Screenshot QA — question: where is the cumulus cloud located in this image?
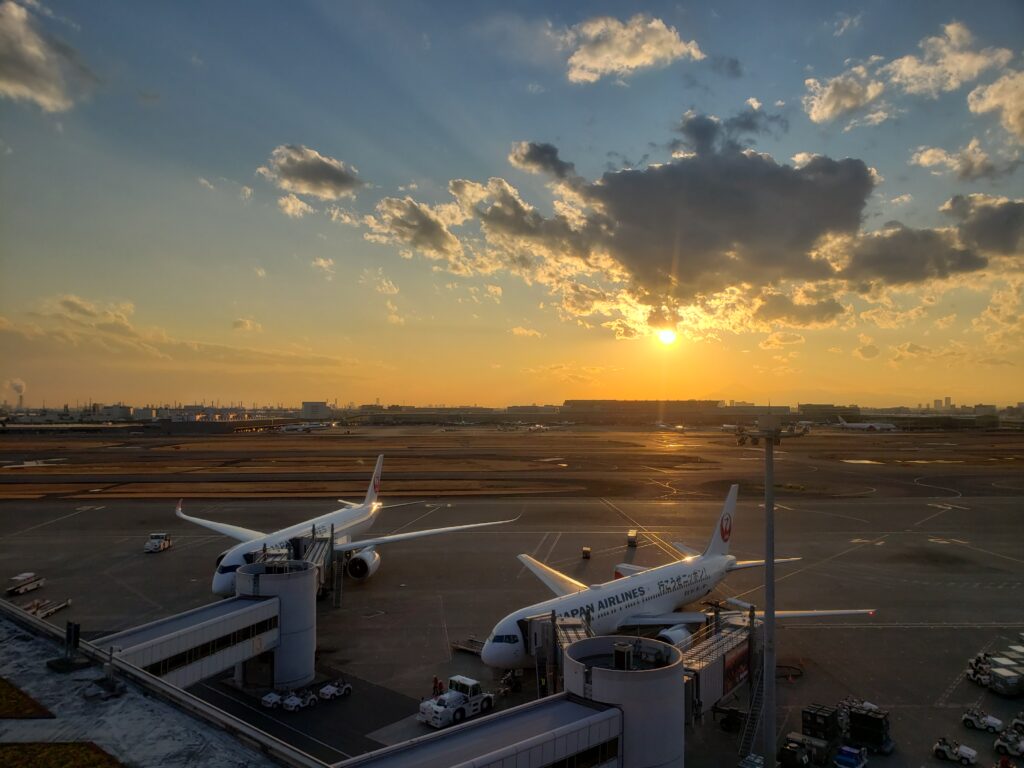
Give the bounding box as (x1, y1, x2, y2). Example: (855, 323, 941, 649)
(882, 22, 1012, 97)
(833, 12, 862, 37)
(840, 224, 987, 289)
(564, 14, 703, 84)
(758, 331, 805, 349)
(363, 196, 463, 261)
(311, 256, 335, 280)
(854, 341, 879, 359)
(327, 206, 361, 227)
(361, 267, 399, 295)
(385, 299, 404, 325)
(803, 66, 885, 124)
(258, 144, 364, 200)
(232, 317, 262, 332)
(754, 292, 847, 327)
(509, 141, 578, 180)
(0, 0, 95, 112)
(278, 193, 314, 219)
(891, 193, 913, 205)
(968, 70, 1024, 144)
(240, 186, 253, 201)
(511, 325, 542, 338)
(253, 266, 266, 278)
(942, 194, 1024, 255)
(910, 138, 1017, 181)
(198, 177, 215, 191)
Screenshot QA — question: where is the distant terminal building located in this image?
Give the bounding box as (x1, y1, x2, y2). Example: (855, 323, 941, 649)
(301, 401, 332, 420)
(797, 403, 862, 422)
(560, 399, 721, 425)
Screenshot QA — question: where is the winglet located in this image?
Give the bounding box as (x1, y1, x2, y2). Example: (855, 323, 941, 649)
(364, 455, 384, 506)
(705, 484, 739, 557)
(517, 554, 587, 597)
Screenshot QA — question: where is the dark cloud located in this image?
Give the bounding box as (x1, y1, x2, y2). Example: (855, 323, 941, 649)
(942, 194, 1024, 255)
(671, 105, 788, 156)
(508, 141, 578, 180)
(364, 197, 461, 258)
(585, 142, 876, 298)
(710, 55, 743, 78)
(754, 293, 846, 326)
(840, 224, 987, 288)
(257, 144, 364, 200)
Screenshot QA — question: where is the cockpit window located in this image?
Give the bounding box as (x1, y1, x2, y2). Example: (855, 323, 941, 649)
(216, 563, 240, 575)
(491, 634, 518, 643)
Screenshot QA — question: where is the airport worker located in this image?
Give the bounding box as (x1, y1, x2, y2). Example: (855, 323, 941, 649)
(432, 676, 440, 697)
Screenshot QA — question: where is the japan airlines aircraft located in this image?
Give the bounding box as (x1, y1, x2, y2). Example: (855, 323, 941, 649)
(837, 416, 897, 432)
(177, 455, 515, 595)
(481, 486, 874, 669)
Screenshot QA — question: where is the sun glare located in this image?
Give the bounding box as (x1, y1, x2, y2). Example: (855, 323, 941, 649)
(657, 328, 677, 345)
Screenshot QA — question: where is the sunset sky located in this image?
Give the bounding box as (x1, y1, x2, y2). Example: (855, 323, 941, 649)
(1, 1, 1022, 408)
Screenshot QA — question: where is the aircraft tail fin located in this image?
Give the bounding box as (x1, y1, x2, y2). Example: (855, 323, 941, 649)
(704, 484, 739, 557)
(364, 455, 384, 506)
(838, 416, 848, 425)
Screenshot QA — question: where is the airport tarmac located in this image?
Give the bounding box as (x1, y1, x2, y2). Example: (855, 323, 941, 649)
(0, 427, 1022, 766)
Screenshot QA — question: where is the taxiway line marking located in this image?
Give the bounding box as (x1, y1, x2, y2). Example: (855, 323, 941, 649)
(600, 498, 680, 560)
(915, 509, 947, 527)
(0, 508, 90, 539)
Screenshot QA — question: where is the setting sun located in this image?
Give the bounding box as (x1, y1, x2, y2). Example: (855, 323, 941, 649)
(657, 329, 678, 345)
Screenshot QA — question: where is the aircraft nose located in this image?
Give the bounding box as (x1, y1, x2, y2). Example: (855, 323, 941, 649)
(212, 573, 235, 596)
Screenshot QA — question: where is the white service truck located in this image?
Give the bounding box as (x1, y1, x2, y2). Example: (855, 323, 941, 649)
(417, 675, 494, 728)
(144, 533, 172, 553)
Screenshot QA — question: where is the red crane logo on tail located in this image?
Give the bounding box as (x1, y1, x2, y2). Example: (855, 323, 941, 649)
(720, 513, 732, 543)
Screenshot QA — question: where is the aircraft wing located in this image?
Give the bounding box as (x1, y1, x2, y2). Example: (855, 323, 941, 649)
(517, 554, 587, 597)
(617, 612, 708, 628)
(729, 557, 802, 570)
(725, 597, 874, 619)
(175, 500, 265, 542)
(333, 517, 517, 554)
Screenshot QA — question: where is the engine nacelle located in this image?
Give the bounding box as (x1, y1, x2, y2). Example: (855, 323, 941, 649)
(347, 549, 381, 580)
(655, 624, 693, 646)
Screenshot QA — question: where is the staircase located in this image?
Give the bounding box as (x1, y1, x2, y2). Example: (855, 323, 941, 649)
(738, 664, 765, 757)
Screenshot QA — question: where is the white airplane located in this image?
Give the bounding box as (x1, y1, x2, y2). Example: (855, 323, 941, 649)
(837, 416, 896, 432)
(177, 455, 515, 595)
(481, 485, 873, 669)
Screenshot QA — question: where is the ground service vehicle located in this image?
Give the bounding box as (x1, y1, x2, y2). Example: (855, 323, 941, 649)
(996, 732, 1024, 757)
(933, 738, 977, 765)
(417, 675, 495, 728)
(991, 668, 1024, 697)
(964, 709, 1004, 732)
(260, 692, 282, 709)
(282, 691, 317, 712)
(968, 667, 993, 686)
(319, 680, 352, 700)
(144, 533, 172, 553)
(833, 746, 868, 768)
(1011, 712, 1024, 733)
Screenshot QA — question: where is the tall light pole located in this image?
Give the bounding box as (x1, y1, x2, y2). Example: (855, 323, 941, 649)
(736, 414, 795, 765)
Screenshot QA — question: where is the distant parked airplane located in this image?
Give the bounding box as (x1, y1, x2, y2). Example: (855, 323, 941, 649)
(837, 416, 896, 432)
(177, 455, 515, 595)
(481, 485, 873, 669)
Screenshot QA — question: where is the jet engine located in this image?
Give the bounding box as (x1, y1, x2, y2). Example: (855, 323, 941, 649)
(655, 624, 692, 646)
(347, 549, 381, 580)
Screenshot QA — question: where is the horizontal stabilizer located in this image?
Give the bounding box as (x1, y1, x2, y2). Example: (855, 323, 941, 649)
(517, 554, 587, 597)
(335, 516, 517, 554)
(618, 612, 708, 628)
(175, 500, 265, 542)
(613, 563, 650, 578)
(729, 557, 802, 571)
(671, 542, 702, 558)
